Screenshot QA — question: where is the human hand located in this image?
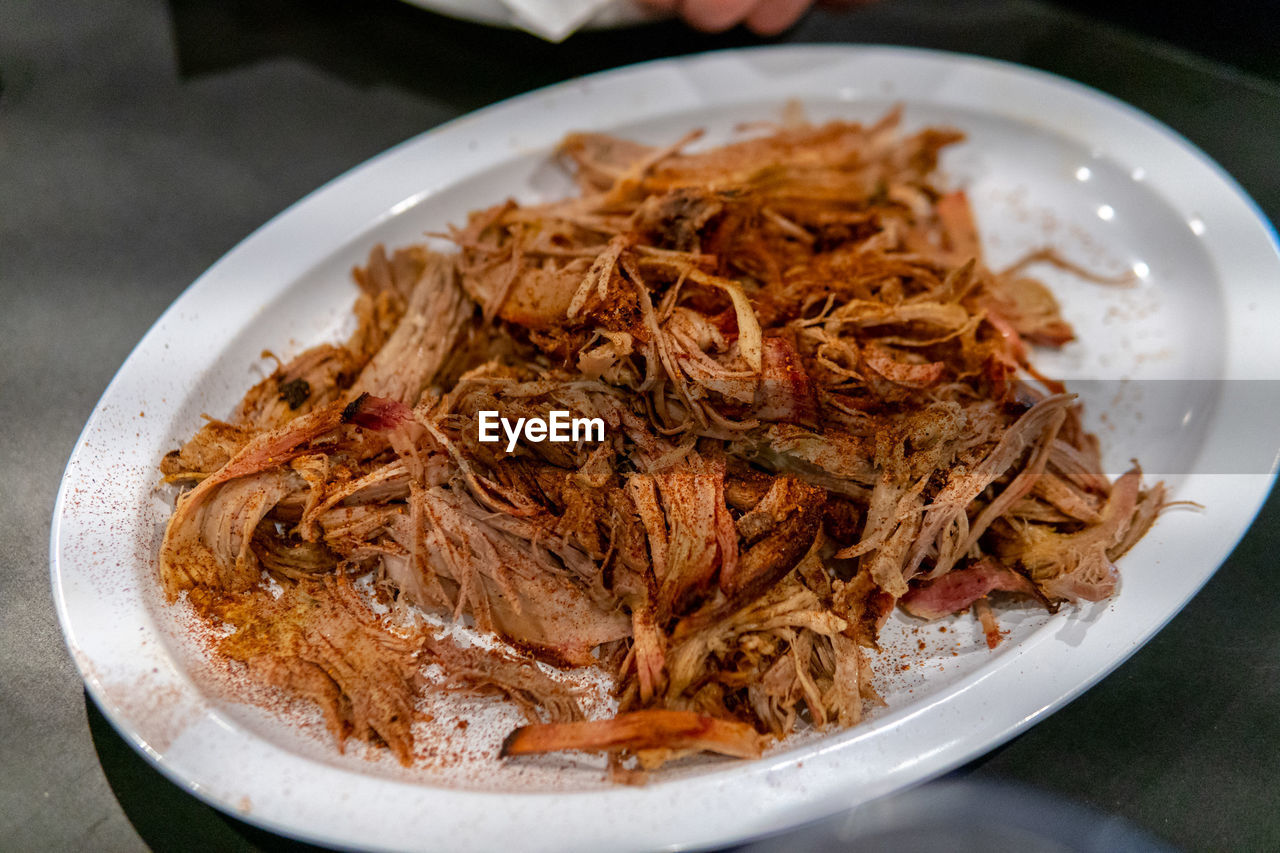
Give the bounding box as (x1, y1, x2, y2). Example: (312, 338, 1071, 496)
(639, 0, 869, 36)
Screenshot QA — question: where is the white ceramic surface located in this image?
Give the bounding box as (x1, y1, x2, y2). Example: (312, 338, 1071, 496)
(51, 46, 1280, 853)
(400, 0, 659, 31)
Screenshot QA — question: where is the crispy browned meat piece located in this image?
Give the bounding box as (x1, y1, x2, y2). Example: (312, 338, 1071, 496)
(722, 475, 824, 607)
(501, 710, 765, 759)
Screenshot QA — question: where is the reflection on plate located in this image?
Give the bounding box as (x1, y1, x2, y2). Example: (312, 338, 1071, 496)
(739, 780, 1175, 853)
(51, 46, 1280, 852)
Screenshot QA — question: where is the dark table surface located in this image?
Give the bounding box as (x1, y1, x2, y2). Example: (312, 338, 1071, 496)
(3, 0, 1278, 850)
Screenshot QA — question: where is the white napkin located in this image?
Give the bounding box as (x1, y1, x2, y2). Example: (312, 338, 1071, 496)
(502, 0, 621, 41)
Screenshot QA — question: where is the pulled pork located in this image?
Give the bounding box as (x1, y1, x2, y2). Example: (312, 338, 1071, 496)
(158, 110, 1164, 771)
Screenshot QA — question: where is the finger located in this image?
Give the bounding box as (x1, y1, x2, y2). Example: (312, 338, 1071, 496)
(678, 0, 759, 32)
(745, 0, 813, 35)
